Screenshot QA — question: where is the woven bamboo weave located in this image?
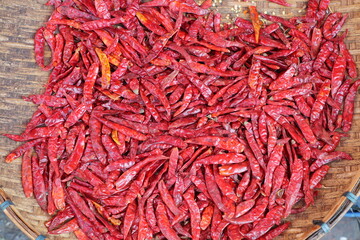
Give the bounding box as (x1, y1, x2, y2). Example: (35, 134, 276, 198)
(0, 0, 359, 239)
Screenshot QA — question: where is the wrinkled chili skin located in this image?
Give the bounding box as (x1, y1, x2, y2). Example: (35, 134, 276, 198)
(3, 0, 358, 239)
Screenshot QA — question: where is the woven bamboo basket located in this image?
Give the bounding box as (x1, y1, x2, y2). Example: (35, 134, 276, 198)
(0, 0, 360, 239)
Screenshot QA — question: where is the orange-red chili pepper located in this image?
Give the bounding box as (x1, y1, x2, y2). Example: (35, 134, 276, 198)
(249, 6, 262, 43)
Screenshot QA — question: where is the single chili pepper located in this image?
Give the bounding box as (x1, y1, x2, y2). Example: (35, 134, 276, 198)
(268, 164, 286, 209)
(94, 48, 110, 89)
(52, 176, 66, 211)
(48, 218, 80, 235)
(213, 167, 238, 203)
(268, 0, 291, 6)
(211, 219, 230, 240)
(294, 96, 311, 118)
(32, 154, 48, 211)
(123, 201, 137, 239)
(244, 122, 266, 170)
(262, 222, 291, 240)
(342, 80, 360, 132)
(46, 206, 75, 231)
(284, 156, 303, 217)
(24, 94, 68, 108)
(271, 83, 313, 101)
(248, 60, 262, 93)
(313, 41, 334, 70)
(268, 64, 296, 91)
(115, 155, 168, 190)
(293, 114, 318, 146)
(95, 116, 147, 141)
(264, 141, 285, 196)
(246, 206, 285, 239)
(89, 116, 107, 165)
(310, 151, 352, 171)
(186, 136, 244, 153)
(5, 138, 43, 163)
(158, 179, 182, 216)
(67, 198, 105, 240)
(339, 41, 357, 78)
(203, 165, 227, 213)
(310, 80, 331, 123)
(218, 162, 249, 176)
(235, 199, 255, 218)
(199, 205, 213, 230)
(261, 13, 296, 29)
(323, 13, 348, 40)
(145, 194, 160, 233)
(21, 149, 34, 198)
(183, 186, 201, 240)
(301, 160, 314, 207)
(225, 197, 268, 224)
(197, 153, 246, 165)
(243, 175, 260, 201)
(309, 165, 330, 190)
(34, 27, 47, 69)
(63, 127, 86, 174)
(331, 54, 346, 97)
(156, 200, 182, 240)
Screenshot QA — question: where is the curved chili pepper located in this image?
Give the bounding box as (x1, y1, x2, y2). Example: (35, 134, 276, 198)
(343, 80, 360, 131)
(225, 197, 268, 224)
(310, 151, 352, 171)
(235, 199, 255, 218)
(115, 155, 167, 190)
(310, 80, 331, 123)
(156, 201, 182, 240)
(63, 127, 86, 174)
(284, 156, 303, 217)
(32, 154, 48, 211)
(183, 187, 201, 240)
(264, 141, 285, 196)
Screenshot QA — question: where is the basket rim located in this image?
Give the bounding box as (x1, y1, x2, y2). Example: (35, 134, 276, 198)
(303, 171, 360, 239)
(1, 0, 360, 239)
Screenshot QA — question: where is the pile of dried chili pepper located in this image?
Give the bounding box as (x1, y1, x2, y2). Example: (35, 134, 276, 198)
(4, 0, 359, 239)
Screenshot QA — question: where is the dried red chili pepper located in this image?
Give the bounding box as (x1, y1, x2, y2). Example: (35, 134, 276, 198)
(342, 80, 360, 132)
(32, 154, 48, 211)
(21, 149, 34, 198)
(284, 156, 303, 217)
(156, 201, 182, 240)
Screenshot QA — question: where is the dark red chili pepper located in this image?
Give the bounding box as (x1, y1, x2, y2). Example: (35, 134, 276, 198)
(32, 154, 48, 211)
(284, 156, 303, 217)
(342, 80, 360, 132)
(63, 127, 86, 174)
(156, 201, 182, 240)
(310, 80, 331, 124)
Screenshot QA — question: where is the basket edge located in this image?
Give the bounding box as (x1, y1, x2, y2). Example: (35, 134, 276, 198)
(302, 170, 360, 239)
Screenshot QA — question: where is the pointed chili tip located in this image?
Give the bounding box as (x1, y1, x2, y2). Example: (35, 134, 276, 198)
(5, 152, 16, 163)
